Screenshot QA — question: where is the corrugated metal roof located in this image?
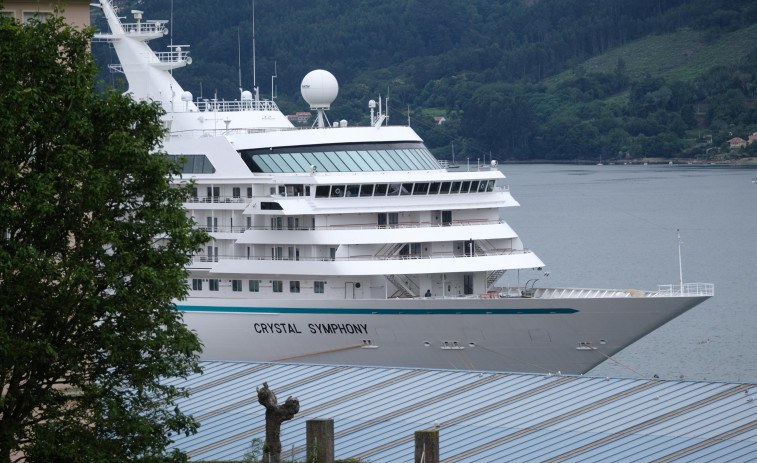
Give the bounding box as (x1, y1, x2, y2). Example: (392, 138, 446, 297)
(167, 362, 757, 462)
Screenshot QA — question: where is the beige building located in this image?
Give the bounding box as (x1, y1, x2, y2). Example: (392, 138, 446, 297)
(1, 0, 90, 28)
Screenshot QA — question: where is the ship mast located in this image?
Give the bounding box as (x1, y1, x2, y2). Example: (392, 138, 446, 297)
(252, 0, 258, 103)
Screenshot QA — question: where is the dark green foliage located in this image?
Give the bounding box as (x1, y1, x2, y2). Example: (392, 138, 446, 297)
(91, 0, 757, 160)
(0, 11, 207, 462)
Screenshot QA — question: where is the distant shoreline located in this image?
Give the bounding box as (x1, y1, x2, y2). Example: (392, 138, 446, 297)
(497, 157, 757, 166)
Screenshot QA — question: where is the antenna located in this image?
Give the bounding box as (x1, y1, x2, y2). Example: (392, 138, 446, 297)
(169, 0, 173, 76)
(271, 61, 277, 100)
(385, 86, 389, 125)
(252, 0, 257, 101)
(677, 229, 684, 293)
(237, 28, 242, 93)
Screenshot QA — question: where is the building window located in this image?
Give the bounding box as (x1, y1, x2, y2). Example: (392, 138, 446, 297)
(192, 279, 202, 291)
(232, 187, 241, 198)
(272, 280, 283, 293)
(411, 243, 421, 256)
(207, 245, 218, 262)
(360, 184, 374, 196)
(315, 185, 330, 198)
(209, 279, 220, 291)
(247, 187, 253, 198)
(249, 280, 260, 292)
(22, 10, 52, 24)
(314, 281, 325, 294)
(377, 212, 399, 228)
(290, 281, 300, 293)
(232, 280, 243, 292)
(441, 210, 452, 226)
(463, 274, 473, 295)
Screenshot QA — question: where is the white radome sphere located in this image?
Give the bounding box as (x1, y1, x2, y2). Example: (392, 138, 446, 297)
(301, 70, 338, 109)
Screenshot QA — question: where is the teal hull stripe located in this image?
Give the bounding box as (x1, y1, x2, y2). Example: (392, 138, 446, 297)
(179, 306, 578, 315)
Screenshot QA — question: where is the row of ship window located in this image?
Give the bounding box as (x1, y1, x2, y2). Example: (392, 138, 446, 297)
(250, 148, 440, 173)
(191, 279, 326, 293)
(314, 179, 496, 198)
(190, 179, 495, 200)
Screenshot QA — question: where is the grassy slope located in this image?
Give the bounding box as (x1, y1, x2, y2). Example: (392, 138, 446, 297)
(546, 23, 757, 87)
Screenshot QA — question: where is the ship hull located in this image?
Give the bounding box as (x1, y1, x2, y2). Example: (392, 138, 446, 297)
(180, 294, 708, 374)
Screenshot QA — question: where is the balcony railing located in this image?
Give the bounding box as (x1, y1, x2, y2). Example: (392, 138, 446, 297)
(656, 283, 715, 297)
(120, 22, 166, 35)
(194, 219, 507, 234)
(190, 248, 531, 265)
(186, 196, 249, 204)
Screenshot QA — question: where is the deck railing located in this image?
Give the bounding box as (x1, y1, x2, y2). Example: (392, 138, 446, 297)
(190, 248, 531, 265)
(656, 283, 715, 297)
(191, 219, 507, 234)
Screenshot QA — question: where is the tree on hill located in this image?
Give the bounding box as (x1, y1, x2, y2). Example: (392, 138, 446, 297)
(0, 11, 207, 462)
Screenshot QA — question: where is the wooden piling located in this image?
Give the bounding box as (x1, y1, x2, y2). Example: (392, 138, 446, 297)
(306, 418, 334, 463)
(415, 429, 439, 463)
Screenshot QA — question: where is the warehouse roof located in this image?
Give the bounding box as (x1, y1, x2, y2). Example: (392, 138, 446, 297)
(165, 361, 757, 462)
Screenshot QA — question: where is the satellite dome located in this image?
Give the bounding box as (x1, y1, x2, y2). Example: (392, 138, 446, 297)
(241, 90, 253, 101)
(181, 91, 193, 102)
(301, 70, 338, 109)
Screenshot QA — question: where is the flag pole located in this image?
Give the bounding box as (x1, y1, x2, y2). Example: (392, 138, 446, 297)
(677, 229, 683, 294)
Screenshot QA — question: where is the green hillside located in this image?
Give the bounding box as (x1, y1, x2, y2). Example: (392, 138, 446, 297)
(549, 23, 757, 86)
(91, 0, 757, 162)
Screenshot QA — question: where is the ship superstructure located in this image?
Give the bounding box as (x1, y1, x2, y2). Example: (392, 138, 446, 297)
(93, 1, 713, 374)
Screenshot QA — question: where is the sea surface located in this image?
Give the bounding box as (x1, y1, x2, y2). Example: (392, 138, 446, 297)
(497, 163, 757, 383)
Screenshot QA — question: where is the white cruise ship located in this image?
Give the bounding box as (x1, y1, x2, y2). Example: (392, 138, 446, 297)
(93, 1, 713, 375)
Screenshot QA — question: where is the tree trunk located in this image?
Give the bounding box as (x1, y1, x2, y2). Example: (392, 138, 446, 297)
(257, 382, 299, 463)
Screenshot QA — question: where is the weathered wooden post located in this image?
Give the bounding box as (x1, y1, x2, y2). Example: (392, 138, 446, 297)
(257, 382, 300, 463)
(306, 418, 334, 463)
(414, 429, 439, 463)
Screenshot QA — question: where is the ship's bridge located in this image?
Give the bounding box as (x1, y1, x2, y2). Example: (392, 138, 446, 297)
(239, 141, 440, 173)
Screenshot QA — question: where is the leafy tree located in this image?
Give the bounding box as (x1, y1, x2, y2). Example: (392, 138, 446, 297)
(462, 83, 537, 158)
(0, 11, 207, 462)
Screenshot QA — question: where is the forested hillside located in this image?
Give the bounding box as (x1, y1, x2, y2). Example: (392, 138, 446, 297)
(92, 0, 757, 162)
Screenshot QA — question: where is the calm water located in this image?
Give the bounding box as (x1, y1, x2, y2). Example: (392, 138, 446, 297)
(497, 163, 757, 382)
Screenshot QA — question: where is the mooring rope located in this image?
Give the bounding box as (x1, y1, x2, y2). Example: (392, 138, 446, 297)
(272, 344, 364, 362)
(591, 347, 645, 377)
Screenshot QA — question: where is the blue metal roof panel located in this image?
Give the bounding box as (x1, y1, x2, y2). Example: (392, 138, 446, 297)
(163, 362, 757, 462)
(685, 442, 757, 462)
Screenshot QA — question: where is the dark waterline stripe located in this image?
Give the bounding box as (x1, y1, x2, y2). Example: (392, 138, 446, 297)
(178, 306, 578, 315)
